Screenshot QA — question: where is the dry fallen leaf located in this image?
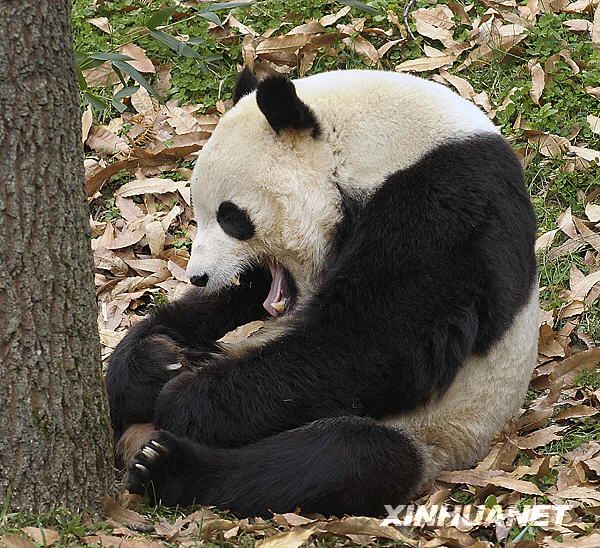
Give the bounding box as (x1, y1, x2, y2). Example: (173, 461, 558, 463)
(120, 44, 155, 73)
(438, 70, 475, 100)
(219, 321, 265, 344)
(377, 39, 403, 58)
(436, 469, 493, 487)
(115, 178, 188, 198)
(320, 6, 351, 26)
(396, 55, 456, 72)
(86, 125, 129, 154)
(563, 18, 593, 31)
(87, 16, 113, 34)
(104, 495, 153, 532)
(131, 87, 156, 118)
(554, 404, 598, 420)
(255, 34, 312, 55)
(83, 61, 121, 87)
(486, 476, 544, 495)
(81, 104, 93, 144)
(546, 533, 600, 548)
(0, 535, 36, 548)
(535, 228, 559, 252)
(273, 513, 315, 528)
(165, 251, 189, 282)
(20, 528, 60, 546)
(585, 201, 600, 222)
(587, 114, 600, 135)
(528, 60, 545, 104)
(593, 4, 600, 51)
(529, 133, 570, 157)
(83, 534, 164, 548)
(564, 0, 600, 14)
(412, 6, 457, 47)
(145, 220, 166, 257)
(569, 144, 600, 162)
(570, 269, 600, 301)
(459, 25, 528, 69)
(517, 425, 566, 449)
(343, 34, 379, 65)
(257, 527, 315, 548)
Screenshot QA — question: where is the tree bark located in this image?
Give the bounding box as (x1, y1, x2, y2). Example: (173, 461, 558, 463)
(0, 0, 114, 512)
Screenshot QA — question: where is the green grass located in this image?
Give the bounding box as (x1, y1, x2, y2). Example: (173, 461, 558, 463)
(543, 419, 600, 454)
(575, 368, 600, 390)
(0, 509, 112, 547)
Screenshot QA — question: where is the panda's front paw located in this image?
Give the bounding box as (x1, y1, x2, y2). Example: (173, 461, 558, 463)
(127, 431, 202, 506)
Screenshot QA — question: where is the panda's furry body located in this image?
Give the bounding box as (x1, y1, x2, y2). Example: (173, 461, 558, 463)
(106, 69, 538, 517)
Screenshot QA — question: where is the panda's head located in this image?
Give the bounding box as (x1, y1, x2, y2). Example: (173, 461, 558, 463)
(186, 69, 342, 316)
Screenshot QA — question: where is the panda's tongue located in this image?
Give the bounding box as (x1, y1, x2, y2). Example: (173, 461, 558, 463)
(263, 260, 286, 317)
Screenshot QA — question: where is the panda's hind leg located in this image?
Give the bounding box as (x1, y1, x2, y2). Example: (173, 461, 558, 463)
(127, 416, 425, 517)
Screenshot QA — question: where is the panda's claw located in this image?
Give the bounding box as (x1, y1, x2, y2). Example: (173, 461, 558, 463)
(127, 431, 181, 499)
(134, 463, 149, 474)
(142, 446, 160, 460)
(150, 440, 167, 452)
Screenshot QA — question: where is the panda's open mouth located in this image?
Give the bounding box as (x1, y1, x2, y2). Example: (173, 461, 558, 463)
(263, 259, 296, 317)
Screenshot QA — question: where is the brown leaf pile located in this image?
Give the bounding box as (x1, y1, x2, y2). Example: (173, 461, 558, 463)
(75, 1, 600, 547)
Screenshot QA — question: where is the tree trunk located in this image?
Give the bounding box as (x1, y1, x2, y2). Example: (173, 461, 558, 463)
(0, 0, 114, 512)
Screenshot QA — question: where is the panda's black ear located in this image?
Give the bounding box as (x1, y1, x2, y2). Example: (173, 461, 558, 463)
(256, 75, 320, 137)
(233, 67, 259, 104)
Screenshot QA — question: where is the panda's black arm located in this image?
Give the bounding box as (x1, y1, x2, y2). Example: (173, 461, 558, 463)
(105, 265, 271, 438)
(153, 136, 536, 447)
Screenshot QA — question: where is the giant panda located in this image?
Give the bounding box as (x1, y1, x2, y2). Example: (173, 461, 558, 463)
(106, 68, 538, 517)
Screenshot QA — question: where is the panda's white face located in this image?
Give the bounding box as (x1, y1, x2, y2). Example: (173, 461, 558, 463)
(187, 69, 498, 315)
(187, 92, 342, 312)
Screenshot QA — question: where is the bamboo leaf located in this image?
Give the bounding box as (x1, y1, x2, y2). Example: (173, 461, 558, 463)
(198, 11, 221, 25)
(203, 1, 255, 10)
(145, 6, 178, 30)
(111, 60, 160, 98)
(149, 30, 202, 59)
(91, 52, 135, 62)
(337, 0, 378, 14)
(114, 86, 140, 99)
(111, 99, 128, 113)
(84, 92, 109, 111)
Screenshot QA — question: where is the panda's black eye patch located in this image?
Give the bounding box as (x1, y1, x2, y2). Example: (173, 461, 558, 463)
(217, 201, 255, 240)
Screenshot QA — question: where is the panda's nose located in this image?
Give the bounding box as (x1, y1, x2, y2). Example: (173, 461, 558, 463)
(190, 274, 209, 287)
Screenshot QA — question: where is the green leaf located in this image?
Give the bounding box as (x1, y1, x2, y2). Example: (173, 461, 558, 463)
(75, 51, 89, 66)
(112, 60, 160, 98)
(484, 494, 497, 509)
(203, 1, 255, 11)
(84, 92, 109, 111)
(91, 52, 135, 62)
(145, 6, 178, 30)
(77, 67, 88, 91)
(186, 37, 206, 46)
(198, 11, 221, 25)
(149, 29, 202, 59)
(111, 99, 128, 113)
(204, 53, 223, 62)
(77, 53, 105, 71)
(111, 65, 128, 88)
(114, 86, 140, 99)
(337, 0, 378, 14)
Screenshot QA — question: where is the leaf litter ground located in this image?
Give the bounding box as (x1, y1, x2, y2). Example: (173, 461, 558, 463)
(3, 0, 600, 546)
